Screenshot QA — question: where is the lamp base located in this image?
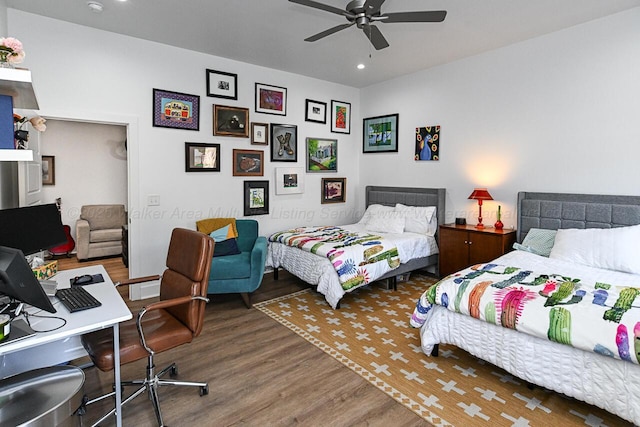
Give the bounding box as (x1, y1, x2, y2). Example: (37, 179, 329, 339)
(494, 220, 504, 230)
(475, 223, 485, 229)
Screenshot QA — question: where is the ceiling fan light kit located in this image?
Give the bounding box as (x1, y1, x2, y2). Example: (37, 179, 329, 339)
(290, 0, 446, 50)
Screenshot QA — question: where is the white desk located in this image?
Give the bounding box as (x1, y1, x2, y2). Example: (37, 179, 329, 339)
(0, 265, 132, 427)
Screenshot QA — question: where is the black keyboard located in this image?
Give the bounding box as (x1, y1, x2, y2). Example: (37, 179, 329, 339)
(56, 287, 102, 313)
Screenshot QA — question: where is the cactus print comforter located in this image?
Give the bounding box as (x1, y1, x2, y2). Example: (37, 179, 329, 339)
(269, 226, 400, 291)
(410, 261, 640, 364)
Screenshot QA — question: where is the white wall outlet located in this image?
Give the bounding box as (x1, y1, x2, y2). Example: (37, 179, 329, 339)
(147, 194, 160, 206)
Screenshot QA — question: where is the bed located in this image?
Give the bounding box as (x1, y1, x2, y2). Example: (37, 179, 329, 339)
(410, 191, 640, 425)
(267, 186, 446, 308)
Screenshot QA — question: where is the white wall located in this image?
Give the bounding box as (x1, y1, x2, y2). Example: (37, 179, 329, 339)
(39, 119, 127, 243)
(360, 8, 640, 229)
(8, 10, 361, 277)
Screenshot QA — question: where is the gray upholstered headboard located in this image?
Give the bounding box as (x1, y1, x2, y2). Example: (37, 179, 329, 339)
(517, 191, 640, 243)
(365, 186, 446, 230)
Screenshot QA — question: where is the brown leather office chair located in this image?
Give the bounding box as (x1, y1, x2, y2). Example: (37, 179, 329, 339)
(80, 228, 214, 426)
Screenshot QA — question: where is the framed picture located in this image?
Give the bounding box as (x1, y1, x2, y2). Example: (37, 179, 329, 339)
(42, 155, 55, 185)
(255, 83, 287, 116)
(306, 137, 337, 172)
(321, 177, 346, 204)
(363, 113, 399, 153)
(275, 167, 304, 195)
(270, 123, 297, 162)
(213, 105, 249, 138)
(185, 142, 220, 172)
(305, 99, 327, 124)
(415, 125, 440, 161)
(330, 100, 351, 134)
(206, 69, 237, 100)
(244, 180, 269, 216)
(251, 122, 269, 145)
(152, 88, 200, 131)
(232, 149, 264, 176)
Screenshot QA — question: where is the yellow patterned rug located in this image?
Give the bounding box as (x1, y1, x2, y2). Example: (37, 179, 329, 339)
(255, 275, 631, 427)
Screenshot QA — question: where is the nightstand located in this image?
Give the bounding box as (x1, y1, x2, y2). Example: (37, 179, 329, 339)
(438, 224, 516, 277)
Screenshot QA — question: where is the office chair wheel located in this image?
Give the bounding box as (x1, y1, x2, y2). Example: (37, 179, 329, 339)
(200, 385, 209, 396)
(170, 365, 178, 377)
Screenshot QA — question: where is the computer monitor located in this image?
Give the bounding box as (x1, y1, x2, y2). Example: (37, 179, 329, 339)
(0, 246, 56, 313)
(0, 203, 67, 256)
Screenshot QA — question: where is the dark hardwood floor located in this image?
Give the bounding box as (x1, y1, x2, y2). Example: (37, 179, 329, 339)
(56, 256, 431, 427)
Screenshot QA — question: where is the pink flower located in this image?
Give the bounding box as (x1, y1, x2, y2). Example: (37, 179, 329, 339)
(1, 37, 23, 53)
(0, 37, 25, 64)
(29, 117, 46, 132)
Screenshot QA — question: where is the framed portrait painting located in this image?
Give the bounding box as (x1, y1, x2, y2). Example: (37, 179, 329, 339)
(185, 142, 220, 172)
(275, 167, 304, 195)
(251, 122, 269, 145)
(232, 149, 263, 176)
(255, 83, 287, 116)
(305, 99, 326, 124)
(363, 113, 399, 153)
(330, 100, 351, 134)
(213, 105, 249, 138)
(152, 88, 200, 131)
(244, 180, 269, 216)
(321, 177, 346, 204)
(306, 137, 337, 172)
(206, 69, 237, 100)
(270, 123, 297, 162)
(42, 155, 55, 185)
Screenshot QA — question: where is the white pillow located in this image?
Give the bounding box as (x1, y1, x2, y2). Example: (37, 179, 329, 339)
(358, 204, 397, 225)
(365, 215, 405, 234)
(549, 225, 640, 274)
(394, 204, 437, 236)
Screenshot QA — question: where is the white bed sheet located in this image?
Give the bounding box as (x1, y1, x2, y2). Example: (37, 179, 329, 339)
(266, 223, 438, 309)
(418, 250, 640, 425)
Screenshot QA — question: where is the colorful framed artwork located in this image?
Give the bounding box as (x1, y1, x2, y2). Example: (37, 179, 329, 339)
(244, 180, 269, 216)
(42, 155, 55, 185)
(232, 149, 263, 176)
(185, 142, 220, 172)
(206, 69, 237, 100)
(270, 123, 297, 162)
(255, 83, 287, 116)
(152, 88, 200, 131)
(305, 99, 327, 124)
(275, 167, 304, 195)
(306, 137, 337, 173)
(330, 100, 351, 134)
(213, 105, 249, 138)
(251, 122, 269, 145)
(321, 177, 346, 204)
(363, 113, 399, 153)
(415, 126, 440, 161)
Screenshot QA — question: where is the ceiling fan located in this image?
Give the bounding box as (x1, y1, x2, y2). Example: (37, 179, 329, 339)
(289, 0, 447, 50)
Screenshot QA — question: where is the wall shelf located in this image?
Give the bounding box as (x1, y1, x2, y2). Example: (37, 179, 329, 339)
(0, 149, 33, 161)
(0, 67, 39, 110)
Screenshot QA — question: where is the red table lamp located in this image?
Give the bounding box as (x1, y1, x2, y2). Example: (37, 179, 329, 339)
(468, 188, 493, 229)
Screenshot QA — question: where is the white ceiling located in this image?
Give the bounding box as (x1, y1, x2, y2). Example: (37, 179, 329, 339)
(6, 0, 640, 88)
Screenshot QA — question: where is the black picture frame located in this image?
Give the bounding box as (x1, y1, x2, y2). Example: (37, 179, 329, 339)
(363, 113, 399, 153)
(255, 83, 287, 116)
(330, 100, 351, 134)
(270, 123, 297, 162)
(206, 69, 237, 100)
(251, 122, 269, 145)
(152, 88, 200, 131)
(213, 105, 250, 138)
(185, 142, 220, 172)
(244, 180, 269, 216)
(305, 99, 327, 124)
(321, 177, 346, 204)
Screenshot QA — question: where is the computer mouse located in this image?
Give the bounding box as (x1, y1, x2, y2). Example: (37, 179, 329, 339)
(72, 274, 93, 286)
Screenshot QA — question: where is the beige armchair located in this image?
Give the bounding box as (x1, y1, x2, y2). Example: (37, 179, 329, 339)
(76, 204, 126, 261)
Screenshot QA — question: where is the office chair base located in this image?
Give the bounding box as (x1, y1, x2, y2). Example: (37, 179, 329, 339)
(83, 362, 208, 427)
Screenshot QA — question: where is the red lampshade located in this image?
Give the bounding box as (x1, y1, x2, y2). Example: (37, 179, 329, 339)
(468, 188, 493, 201)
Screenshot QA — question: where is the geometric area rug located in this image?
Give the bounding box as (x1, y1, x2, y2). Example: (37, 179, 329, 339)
(255, 275, 632, 427)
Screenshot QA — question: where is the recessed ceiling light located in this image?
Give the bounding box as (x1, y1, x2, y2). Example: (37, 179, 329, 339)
(357, 63, 365, 70)
(87, 1, 104, 13)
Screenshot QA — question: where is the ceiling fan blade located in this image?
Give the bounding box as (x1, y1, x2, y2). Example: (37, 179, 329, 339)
(363, 0, 386, 15)
(363, 25, 389, 50)
(305, 22, 355, 42)
(289, 0, 350, 17)
(380, 10, 447, 23)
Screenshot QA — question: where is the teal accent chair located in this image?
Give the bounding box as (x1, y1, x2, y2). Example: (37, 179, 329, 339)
(208, 219, 267, 307)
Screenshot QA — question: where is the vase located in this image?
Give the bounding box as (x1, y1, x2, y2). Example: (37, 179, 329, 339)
(0, 51, 14, 68)
(494, 205, 504, 230)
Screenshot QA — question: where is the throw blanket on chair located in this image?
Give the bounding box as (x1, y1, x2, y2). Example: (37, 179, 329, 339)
(269, 226, 400, 291)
